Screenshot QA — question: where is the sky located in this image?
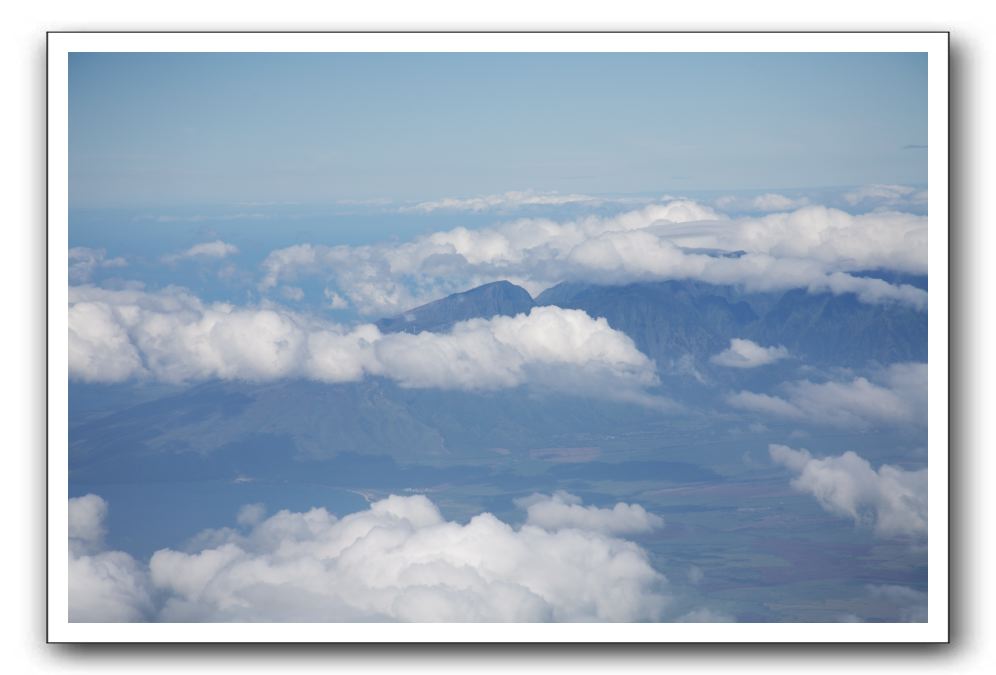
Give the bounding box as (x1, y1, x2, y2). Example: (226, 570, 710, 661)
(69, 52, 927, 207)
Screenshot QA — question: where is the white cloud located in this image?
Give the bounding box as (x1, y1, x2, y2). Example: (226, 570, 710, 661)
(842, 184, 926, 207)
(728, 363, 927, 428)
(70, 494, 670, 622)
(163, 240, 239, 263)
(710, 338, 789, 368)
(324, 288, 349, 309)
(68, 247, 127, 283)
(751, 193, 809, 211)
(714, 193, 810, 213)
(769, 445, 927, 538)
(280, 285, 304, 301)
(659, 205, 926, 274)
(69, 495, 153, 622)
(257, 200, 726, 314)
(404, 190, 607, 213)
(236, 503, 267, 527)
(67, 286, 660, 402)
(68, 493, 108, 550)
(257, 200, 927, 316)
(515, 491, 664, 535)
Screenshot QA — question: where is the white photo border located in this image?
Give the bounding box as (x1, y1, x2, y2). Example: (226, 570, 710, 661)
(47, 31, 949, 643)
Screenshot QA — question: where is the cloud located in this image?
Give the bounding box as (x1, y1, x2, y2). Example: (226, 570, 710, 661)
(236, 503, 267, 527)
(710, 338, 788, 368)
(515, 491, 664, 535)
(67, 286, 660, 402)
(280, 286, 304, 301)
(403, 190, 607, 213)
(714, 193, 810, 213)
(69, 495, 153, 622)
(867, 584, 928, 622)
(258, 200, 927, 316)
(71, 494, 670, 622)
(769, 445, 927, 538)
(728, 363, 927, 428)
(257, 200, 726, 313)
(687, 565, 704, 584)
(676, 608, 736, 622)
(68, 493, 108, 549)
(68, 247, 127, 284)
(324, 288, 349, 309)
(163, 240, 239, 263)
(842, 184, 927, 208)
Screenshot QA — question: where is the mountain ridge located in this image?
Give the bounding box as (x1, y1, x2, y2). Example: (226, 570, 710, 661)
(376, 280, 535, 334)
(380, 276, 927, 367)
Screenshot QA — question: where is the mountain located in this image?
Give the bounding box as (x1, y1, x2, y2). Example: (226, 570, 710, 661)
(749, 288, 927, 364)
(70, 278, 926, 473)
(536, 278, 926, 367)
(376, 276, 926, 367)
(376, 280, 535, 333)
(536, 280, 759, 363)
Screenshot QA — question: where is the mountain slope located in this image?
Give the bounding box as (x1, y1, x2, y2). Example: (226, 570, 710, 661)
(537, 280, 759, 363)
(536, 278, 926, 367)
(376, 280, 535, 334)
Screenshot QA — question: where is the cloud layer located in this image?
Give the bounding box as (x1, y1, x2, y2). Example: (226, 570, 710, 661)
(70, 493, 670, 622)
(728, 363, 927, 428)
(404, 190, 608, 213)
(769, 445, 927, 538)
(68, 286, 659, 400)
(257, 199, 927, 316)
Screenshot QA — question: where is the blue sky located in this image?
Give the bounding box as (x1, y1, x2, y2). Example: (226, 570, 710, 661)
(69, 52, 927, 207)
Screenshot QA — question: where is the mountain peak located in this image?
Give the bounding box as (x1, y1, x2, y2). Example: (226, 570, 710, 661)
(377, 281, 534, 334)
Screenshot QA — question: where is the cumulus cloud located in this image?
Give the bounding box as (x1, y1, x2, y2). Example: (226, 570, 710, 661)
(163, 240, 239, 263)
(67, 286, 660, 402)
(258, 199, 927, 316)
(71, 494, 670, 622)
(404, 190, 607, 213)
(711, 338, 789, 368)
(69, 495, 153, 622)
(258, 200, 723, 314)
(769, 445, 927, 538)
(68, 247, 127, 284)
(728, 363, 927, 428)
(69, 493, 108, 549)
(515, 491, 664, 535)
